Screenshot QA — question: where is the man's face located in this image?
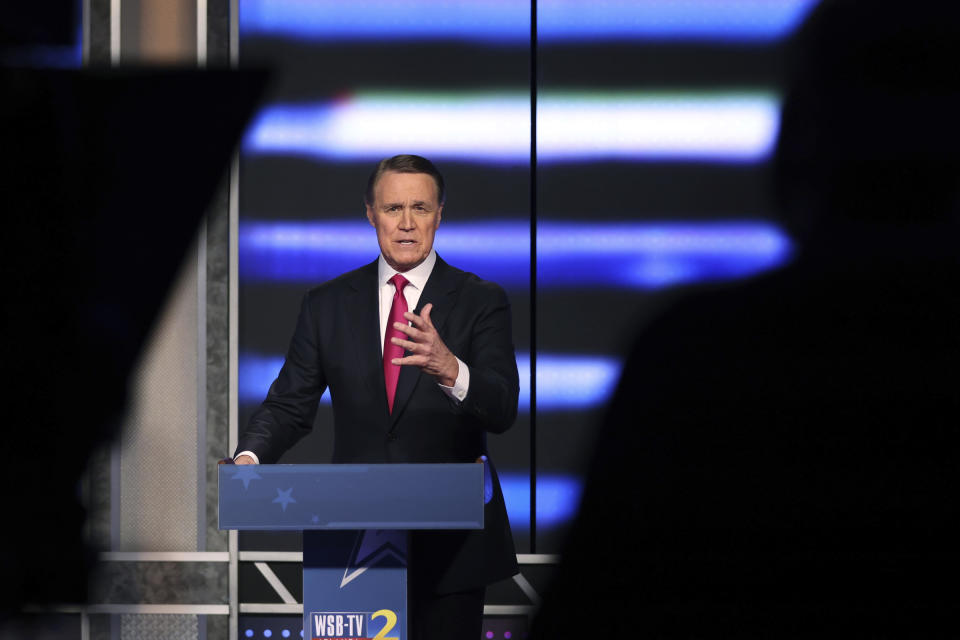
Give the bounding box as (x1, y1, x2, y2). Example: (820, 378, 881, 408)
(366, 171, 443, 273)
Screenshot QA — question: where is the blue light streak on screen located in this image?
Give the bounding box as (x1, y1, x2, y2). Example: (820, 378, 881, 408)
(540, 0, 820, 43)
(241, 0, 527, 43)
(239, 220, 793, 289)
(2, 12, 83, 67)
(243, 93, 780, 164)
(239, 0, 818, 43)
(2, 43, 82, 67)
(238, 353, 296, 405)
(517, 354, 621, 412)
(500, 472, 583, 530)
(239, 352, 623, 412)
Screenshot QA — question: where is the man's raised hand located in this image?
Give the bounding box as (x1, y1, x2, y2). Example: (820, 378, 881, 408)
(390, 303, 459, 386)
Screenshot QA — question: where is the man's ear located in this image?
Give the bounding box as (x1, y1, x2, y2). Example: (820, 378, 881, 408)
(365, 204, 375, 227)
(436, 205, 443, 227)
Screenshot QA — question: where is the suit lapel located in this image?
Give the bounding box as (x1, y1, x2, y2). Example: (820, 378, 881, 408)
(344, 260, 388, 415)
(389, 255, 460, 428)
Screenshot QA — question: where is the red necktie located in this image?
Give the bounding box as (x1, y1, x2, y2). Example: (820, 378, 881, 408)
(383, 273, 409, 413)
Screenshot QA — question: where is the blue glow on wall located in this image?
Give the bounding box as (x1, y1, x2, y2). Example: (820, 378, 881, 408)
(239, 220, 792, 289)
(238, 353, 309, 405)
(239, 0, 818, 43)
(516, 354, 621, 411)
(500, 472, 583, 530)
(243, 92, 779, 164)
(239, 352, 623, 412)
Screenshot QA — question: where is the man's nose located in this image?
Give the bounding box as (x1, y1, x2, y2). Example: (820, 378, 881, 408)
(398, 208, 415, 229)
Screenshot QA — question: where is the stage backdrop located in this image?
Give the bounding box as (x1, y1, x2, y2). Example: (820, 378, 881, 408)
(234, 1, 808, 625)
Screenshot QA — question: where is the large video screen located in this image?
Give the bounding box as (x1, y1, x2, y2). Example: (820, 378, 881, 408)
(237, 0, 813, 559)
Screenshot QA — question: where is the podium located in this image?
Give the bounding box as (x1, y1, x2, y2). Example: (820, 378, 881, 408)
(219, 464, 484, 640)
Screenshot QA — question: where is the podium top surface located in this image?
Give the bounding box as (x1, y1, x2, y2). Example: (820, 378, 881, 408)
(218, 463, 484, 530)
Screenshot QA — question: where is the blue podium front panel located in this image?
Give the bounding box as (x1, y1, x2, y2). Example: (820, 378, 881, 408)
(218, 463, 484, 530)
(303, 530, 407, 640)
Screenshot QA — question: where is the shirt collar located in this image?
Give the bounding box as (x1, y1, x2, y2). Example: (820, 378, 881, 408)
(377, 249, 437, 292)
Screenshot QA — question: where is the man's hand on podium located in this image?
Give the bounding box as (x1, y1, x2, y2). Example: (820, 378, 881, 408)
(235, 454, 257, 465)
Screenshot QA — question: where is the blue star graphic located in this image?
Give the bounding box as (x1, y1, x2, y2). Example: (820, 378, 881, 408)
(311, 515, 320, 524)
(273, 487, 296, 512)
(231, 466, 262, 489)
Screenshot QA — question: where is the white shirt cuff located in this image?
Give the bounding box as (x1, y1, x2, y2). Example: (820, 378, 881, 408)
(234, 450, 260, 464)
(438, 357, 469, 403)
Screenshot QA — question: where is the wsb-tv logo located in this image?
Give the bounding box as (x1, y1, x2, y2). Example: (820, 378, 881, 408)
(311, 610, 399, 640)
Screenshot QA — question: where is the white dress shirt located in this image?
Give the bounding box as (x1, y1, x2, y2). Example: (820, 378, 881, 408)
(236, 250, 469, 464)
(377, 250, 469, 401)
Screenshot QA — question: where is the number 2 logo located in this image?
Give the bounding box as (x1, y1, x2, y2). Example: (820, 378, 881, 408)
(371, 609, 399, 640)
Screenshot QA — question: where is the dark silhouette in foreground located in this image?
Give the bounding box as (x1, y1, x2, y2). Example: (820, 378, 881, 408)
(533, 1, 960, 636)
(0, 55, 266, 620)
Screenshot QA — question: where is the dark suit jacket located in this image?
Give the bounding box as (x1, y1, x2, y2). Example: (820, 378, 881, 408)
(236, 254, 520, 593)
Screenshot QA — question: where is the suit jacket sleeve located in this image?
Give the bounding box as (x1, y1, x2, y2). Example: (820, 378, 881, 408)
(456, 280, 519, 434)
(234, 292, 327, 463)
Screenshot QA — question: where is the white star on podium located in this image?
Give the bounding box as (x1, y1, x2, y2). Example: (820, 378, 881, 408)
(231, 466, 262, 489)
(272, 487, 296, 511)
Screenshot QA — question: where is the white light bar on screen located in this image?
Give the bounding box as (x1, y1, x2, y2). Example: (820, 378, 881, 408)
(244, 92, 780, 164)
(245, 95, 530, 164)
(239, 0, 819, 43)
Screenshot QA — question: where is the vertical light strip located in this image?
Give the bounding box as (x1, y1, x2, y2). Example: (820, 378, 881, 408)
(229, 529, 239, 640)
(228, 141, 240, 466)
(197, 0, 208, 67)
(108, 0, 121, 607)
(228, 153, 240, 640)
(110, 444, 121, 549)
(197, 223, 208, 553)
(197, 12, 210, 639)
(229, 4, 240, 639)
(529, 0, 538, 556)
(195, 12, 210, 639)
(109, 0, 120, 65)
(230, 0, 239, 66)
(82, 0, 91, 64)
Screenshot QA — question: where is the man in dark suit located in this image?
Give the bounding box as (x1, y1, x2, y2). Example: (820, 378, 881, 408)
(234, 155, 519, 639)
